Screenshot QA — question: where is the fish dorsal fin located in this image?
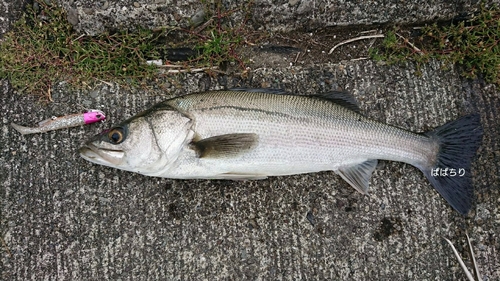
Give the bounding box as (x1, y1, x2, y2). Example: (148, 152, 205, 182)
(316, 91, 361, 113)
(192, 133, 259, 158)
(336, 159, 378, 194)
(228, 88, 360, 113)
(228, 88, 290, 95)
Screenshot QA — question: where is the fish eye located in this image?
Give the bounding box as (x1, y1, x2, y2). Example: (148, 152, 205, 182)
(107, 127, 125, 144)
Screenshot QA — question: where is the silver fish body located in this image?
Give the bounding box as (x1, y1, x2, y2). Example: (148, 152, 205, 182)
(79, 89, 482, 214)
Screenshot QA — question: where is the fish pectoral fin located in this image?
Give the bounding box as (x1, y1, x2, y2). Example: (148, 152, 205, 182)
(336, 159, 378, 194)
(192, 133, 258, 158)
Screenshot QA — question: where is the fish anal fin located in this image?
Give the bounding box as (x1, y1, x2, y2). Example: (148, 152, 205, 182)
(192, 133, 258, 158)
(336, 159, 378, 194)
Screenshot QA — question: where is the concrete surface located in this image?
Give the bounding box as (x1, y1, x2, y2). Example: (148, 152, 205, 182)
(1, 0, 499, 280)
(63, 0, 500, 35)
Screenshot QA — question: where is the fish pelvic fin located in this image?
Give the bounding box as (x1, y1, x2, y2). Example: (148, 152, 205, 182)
(192, 133, 259, 158)
(421, 114, 483, 215)
(336, 159, 378, 194)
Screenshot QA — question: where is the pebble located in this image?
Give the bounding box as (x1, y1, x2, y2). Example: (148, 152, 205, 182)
(190, 9, 206, 27)
(101, 1, 109, 10)
(89, 90, 100, 99)
(82, 99, 92, 107)
(83, 8, 94, 15)
(66, 8, 79, 26)
(297, 1, 312, 14)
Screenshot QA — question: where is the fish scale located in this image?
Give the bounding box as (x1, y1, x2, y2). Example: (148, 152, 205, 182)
(168, 91, 434, 168)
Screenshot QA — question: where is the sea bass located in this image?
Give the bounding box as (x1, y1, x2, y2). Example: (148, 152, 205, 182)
(79, 89, 483, 214)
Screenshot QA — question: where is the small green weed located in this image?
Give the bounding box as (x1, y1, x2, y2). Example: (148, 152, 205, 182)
(173, 0, 253, 70)
(370, 4, 500, 85)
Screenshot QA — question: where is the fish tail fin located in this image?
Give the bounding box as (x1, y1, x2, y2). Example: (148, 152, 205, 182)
(421, 114, 483, 215)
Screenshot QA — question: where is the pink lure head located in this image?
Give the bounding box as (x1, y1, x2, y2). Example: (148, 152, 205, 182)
(83, 110, 106, 124)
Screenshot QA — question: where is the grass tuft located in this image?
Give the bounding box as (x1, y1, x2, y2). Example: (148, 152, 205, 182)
(370, 4, 500, 85)
(0, 0, 253, 101)
(0, 1, 163, 100)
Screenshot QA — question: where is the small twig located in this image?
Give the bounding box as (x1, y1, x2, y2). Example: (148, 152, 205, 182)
(47, 84, 53, 102)
(328, 34, 385, 54)
(1, 236, 12, 258)
(162, 66, 219, 74)
(72, 34, 85, 42)
(443, 237, 475, 281)
(294, 52, 301, 63)
(350, 57, 369, 62)
(155, 63, 220, 73)
(275, 34, 301, 44)
(466, 233, 482, 281)
(244, 40, 256, 46)
(194, 18, 214, 34)
(359, 29, 379, 34)
(443, 235, 483, 281)
(96, 79, 113, 87)
(395, 33, 423, 54)
(157, 64, 186, 68)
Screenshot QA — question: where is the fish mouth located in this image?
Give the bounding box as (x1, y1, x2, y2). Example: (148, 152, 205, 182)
(79, 143, 125, 166)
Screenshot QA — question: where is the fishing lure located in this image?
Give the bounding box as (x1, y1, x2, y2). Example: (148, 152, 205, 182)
(11, 109, 106, 135)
